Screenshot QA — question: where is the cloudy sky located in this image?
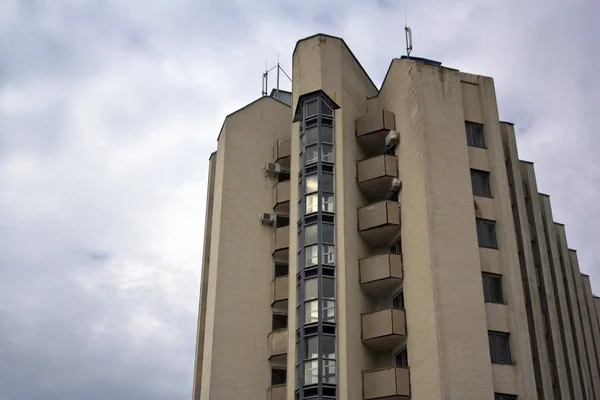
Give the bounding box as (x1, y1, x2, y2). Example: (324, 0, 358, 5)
(1, 0, 599, 399)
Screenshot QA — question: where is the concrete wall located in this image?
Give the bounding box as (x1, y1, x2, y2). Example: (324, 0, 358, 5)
(199, 97, 291, 399)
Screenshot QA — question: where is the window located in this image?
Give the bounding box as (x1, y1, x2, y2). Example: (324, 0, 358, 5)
(322, 360, 336, 384)
(305, 300, 318, 324)
(272, 313, 288, 330)
(306, 145, 318, 165)
(471, 169, 492, 198)
(494, 394, 517, 400)
(489, 331, 511, 364)
(274, 263, 288, 277)
(482, 273, 504, 303)
(394, 347, 408, 367)
(305, 278, 318, 300)
(321, 125, 333, 143)
(322, 194, 334, 213)
(306, 174, 318, 194)
(275, 215, 289, 228)
(272, 367, 287, 385)
(306, 335, 318, 358)
(306, 194, 318, 214)
(392, 291, 404, 309)
(323, 335, 336, 359)
(322, 278, 335, 299)
(322, 224, 334, 244)
(322, 300, 335, 323)
(322, 173, 334, 192)
(322, 245, 335, 265)
(305, 245, 318, 267)
(466, 122, 485, 148)
(476, 218, 498, 249)
(306, 125, 318, 145)
(304, 359, 318, 385)
(322, 144, 334, 163)
(390, 238, 402, 254)
(305, 224, 317, 245)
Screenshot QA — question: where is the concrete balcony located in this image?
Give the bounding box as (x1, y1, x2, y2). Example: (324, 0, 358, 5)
(272, 226, 289, 263)
(363, 367, 410, 400)
(358, 201, 401, 248)
(357, 155, 399, 201)
(362, 308, 406, 351)
(270, 275, 289, 313)
(356, 110, 396, 157)
(272, 180, 290, 213)
(268, 328, 288, 364)
(267, 384, 286, 400)
(359, 253, 403, 297)
(273, 137, 291, 169)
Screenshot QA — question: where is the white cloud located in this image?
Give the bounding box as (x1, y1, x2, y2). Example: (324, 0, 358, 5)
(0, 1, 598, 398)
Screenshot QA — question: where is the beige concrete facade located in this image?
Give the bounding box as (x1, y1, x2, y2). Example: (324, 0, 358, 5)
(192, 34, 600, 400)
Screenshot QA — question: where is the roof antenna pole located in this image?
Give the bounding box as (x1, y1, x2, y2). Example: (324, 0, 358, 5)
(262, 59, 268, 96)
(405, 15, 413, 58)
(276, 52, 280, 99)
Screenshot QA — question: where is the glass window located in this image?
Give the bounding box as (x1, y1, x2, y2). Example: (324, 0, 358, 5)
(304, 359, 319, 385)
(322, 300, 335, 323)
(476, 218, 498, 248)
(489, 331, 511, 364)
(394, 347, 408, 367)
(322, 224, 334, 244)
(271, 367, 287, 385)
(305, 245, 318, 267)
(466, 122, 485, 148)
(305, 278, 318, 300)
(321, 99, 333, 116)
(323, 335, 335, 359)
(306, 145, 318, 165)
(471, 169, 492, 198)
(322, 173, 334, 192)
(306, 100, 318, 117)
(494, 394, 517, 400)
(305, 224, 317, 245)
(306, 335, 318, 359)
(306, 194, 318, 214)
(392, 291, 404, 309)
(482, 273, 504, 303)
(305, 300, 318, 324)
(306, 126, 318, 145)
(322, 194, 334, 213)
(306, 174, 318, 194)
(322, 245, 335, 265)
(322, 360, 336, 384)
(322, 144, 334, 163)
(321, 125, 333, 143)
(323, 278, 335, 299)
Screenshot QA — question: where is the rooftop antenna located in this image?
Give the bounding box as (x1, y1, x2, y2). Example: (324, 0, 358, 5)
(405, 15, 413, 58)
(262, 55, 292, 97)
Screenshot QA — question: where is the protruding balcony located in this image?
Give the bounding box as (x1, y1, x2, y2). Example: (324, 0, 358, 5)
(363, 367, 410, 400)
(362, 308, 406, 351)
(272, 180, 290, 213)
(356, 110, 396, 156)
(273, 137, 291, 169)
(270, 275, 289, 313)
(358, 201, 401, 247)
(357, 155, 399, 201)
(268, 328, 288, 363)
(272, 226, 289, 263)
(267, 384, 286, 400)
(360, 253, 403, 296)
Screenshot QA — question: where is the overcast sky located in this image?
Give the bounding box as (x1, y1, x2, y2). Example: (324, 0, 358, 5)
(1, 0, 599, 399)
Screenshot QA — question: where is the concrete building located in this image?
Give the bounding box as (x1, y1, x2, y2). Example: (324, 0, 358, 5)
(192, 34, 600, 400)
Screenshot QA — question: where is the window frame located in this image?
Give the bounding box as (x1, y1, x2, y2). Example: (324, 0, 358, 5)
(489, 331, 512, 364)
(476, 218, 498, 249)
(482, 272, 504, 304)
(465, 121, 486, 148)
(471, 169, 492, 198)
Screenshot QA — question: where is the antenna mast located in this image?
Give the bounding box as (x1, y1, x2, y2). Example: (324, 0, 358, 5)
(261, 56, 292, 97)
(404, 16, 413, 58)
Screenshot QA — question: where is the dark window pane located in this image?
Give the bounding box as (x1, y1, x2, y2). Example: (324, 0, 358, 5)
(323, 278, 335, 298)
(476, 218, 498, 248)
(321, 125, 334, 143)
(482, 273, 504, 303)
(275, 263, 289, 277)
(306, 335, 318, 359)
(494, 394, 517, 400)
(305, 278, 318, 300)
(322, 224, 334, 244)
(272, 368, 287, 385)
(466, 122, 485, 148)
(322, 173, 334, 193)
(323, 335, 335, 359)
(322, 144, 334, 163)
(276, 215, 289, 228)
(306, 174, 318, 194)
(471, 170, 492, 198)
(272, 313, 288, 330)
(306, 100, 318, 117)
(489, 331, 511, 364)
(395, 347, 408, 367)
(321, 99, 333, 116)
(306, 126, 318, 145)
(306, 145, 318, 165)
(305, 224, 317, 245)
(393, 291, 404, 309)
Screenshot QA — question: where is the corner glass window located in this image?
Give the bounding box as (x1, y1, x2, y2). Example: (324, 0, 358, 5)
(322, 144, 334, 163)
(322, 278, 335, 298)
(322, 360, 336, 384)
(306, 145, 318, 165)
(321, 125, 333, 143)
(305, 224, 318, 245)
(305, 278, 318, 300)
(305, 245, 318, 267)
(306, 101, 318, 117)
(322, 300, 335, 323)
(306, 174, 318, 194)
(306, 335, 318, 359)
(304, 359, 318, 385)
(323, 335, 335, 359)
(305, 300, 318, 324)
(322, 224, 334, 244)
(322, 245, 335, 265)
(322, 173, 334, 192)
(306, 194, 318, 214)
(322, 194, 334, 213)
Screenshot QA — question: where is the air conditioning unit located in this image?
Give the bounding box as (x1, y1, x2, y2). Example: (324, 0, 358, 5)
(385, 130, 399, 147)
(264, 162, 282, 174)
(389, 178, 401, 194)
(259, 212, 276, 226)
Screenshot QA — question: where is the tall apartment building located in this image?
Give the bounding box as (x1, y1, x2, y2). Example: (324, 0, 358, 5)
(192, 34, 600, 400)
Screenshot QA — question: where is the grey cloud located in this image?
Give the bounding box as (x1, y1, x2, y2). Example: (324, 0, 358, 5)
(1, 1, 599, 399)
